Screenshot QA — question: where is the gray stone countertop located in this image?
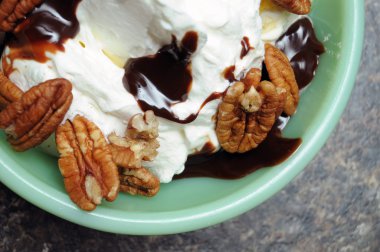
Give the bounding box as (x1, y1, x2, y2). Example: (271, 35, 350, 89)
(0, 1, 378, 251)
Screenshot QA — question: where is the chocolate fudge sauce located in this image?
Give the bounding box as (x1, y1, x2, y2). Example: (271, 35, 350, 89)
(177, 117, 302, 179)
(124, 31, 223, 124)
(240, 36, 254, 59)
(178, 19, 325, 180)
(0, 32, 6, 55)
(2, 0, 81, 75)
(276, 17, 325, 89)
(224, 37, 254, 82)
(223, 65, 237, 82)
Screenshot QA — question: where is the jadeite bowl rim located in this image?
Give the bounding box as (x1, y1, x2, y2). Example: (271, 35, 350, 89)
(0, 1, 364, 235)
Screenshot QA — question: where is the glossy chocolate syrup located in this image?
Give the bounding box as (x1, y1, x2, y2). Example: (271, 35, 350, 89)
(276, 17, 325, 89)
(2, 0, 81, 75)
(177, 117, 302, 179)
(178, 18, 325, 180)
(124, 31, 224, 124)
(240, 36, 254, 59)
(224, 37, 254, 82)
(223, 65, 237, 82)
(0, 32, 6, 55)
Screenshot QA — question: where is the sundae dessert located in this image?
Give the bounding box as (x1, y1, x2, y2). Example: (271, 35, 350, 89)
(0, 0, 324, 211)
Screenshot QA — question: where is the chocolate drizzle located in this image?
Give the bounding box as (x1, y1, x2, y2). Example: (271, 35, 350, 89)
(124, 31, 223, 124)
(2, 0, 81, 75)
(276, 17, 325, 89)
(223, 65, 237, 82)
(178, 18, 325, 180)
(240, 36, 254, 59)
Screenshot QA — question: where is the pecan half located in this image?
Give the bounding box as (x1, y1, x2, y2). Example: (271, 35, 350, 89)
(0, 78, 72, 151)
(265, 43, 299, 116)
(216, 80, 285, 153)
(120, 167, 160, 197)
(0, 72, 23, 110)
(56, 116, 120, 211)
(108, 111, 160, 196)
(0, 0, 44, 32)
(271, 0, 311, 15)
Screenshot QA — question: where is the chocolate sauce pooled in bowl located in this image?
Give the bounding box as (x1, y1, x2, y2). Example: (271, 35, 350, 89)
(0, 32, 6, 55)
(2, 0, 81, 75)
(177, 117, 302, 180)
(177, 19, 325, 180)
(276, 17, 325, 89)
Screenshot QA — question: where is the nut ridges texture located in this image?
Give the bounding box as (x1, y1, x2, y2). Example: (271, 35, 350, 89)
(56, 115, 120, 211)
(0, 78, 73, 151)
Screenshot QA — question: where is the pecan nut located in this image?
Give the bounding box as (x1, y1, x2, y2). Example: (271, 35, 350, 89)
(120, 167, 160, 197)
(264, 43, 299, 116)
(216, 80, 285, 153)
(243, 68, 262, 90)
(108, 111, 160, 196)
(241, 68, 263, 113)
(0, 72, 23, 110)
(127, 110, 159, 140)
(239, 81, 286, 153)
(56, 116, 120, 211)
(109, 111, 160, 169)
(0, 78, 73, 151)
(271, 0, 311, 15)
(0, 0, 44, 32)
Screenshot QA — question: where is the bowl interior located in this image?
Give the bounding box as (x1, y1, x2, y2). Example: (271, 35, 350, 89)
(0, 0, 364, 235)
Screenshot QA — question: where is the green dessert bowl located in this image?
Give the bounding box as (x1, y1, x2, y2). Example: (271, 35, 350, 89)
(0, 0, 364, 235)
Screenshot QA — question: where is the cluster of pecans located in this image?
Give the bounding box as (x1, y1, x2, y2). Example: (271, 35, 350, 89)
(0, 73, 161, 211)
(0, 0, 162, 212)
(216, 44, 300, 153)
(215, 0, 311, 154)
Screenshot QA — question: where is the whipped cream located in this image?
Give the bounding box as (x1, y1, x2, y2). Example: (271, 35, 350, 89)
(3, 0, 271, 182)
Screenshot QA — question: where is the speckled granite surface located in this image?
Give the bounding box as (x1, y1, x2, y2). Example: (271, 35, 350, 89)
(0, 1, 378, 251)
